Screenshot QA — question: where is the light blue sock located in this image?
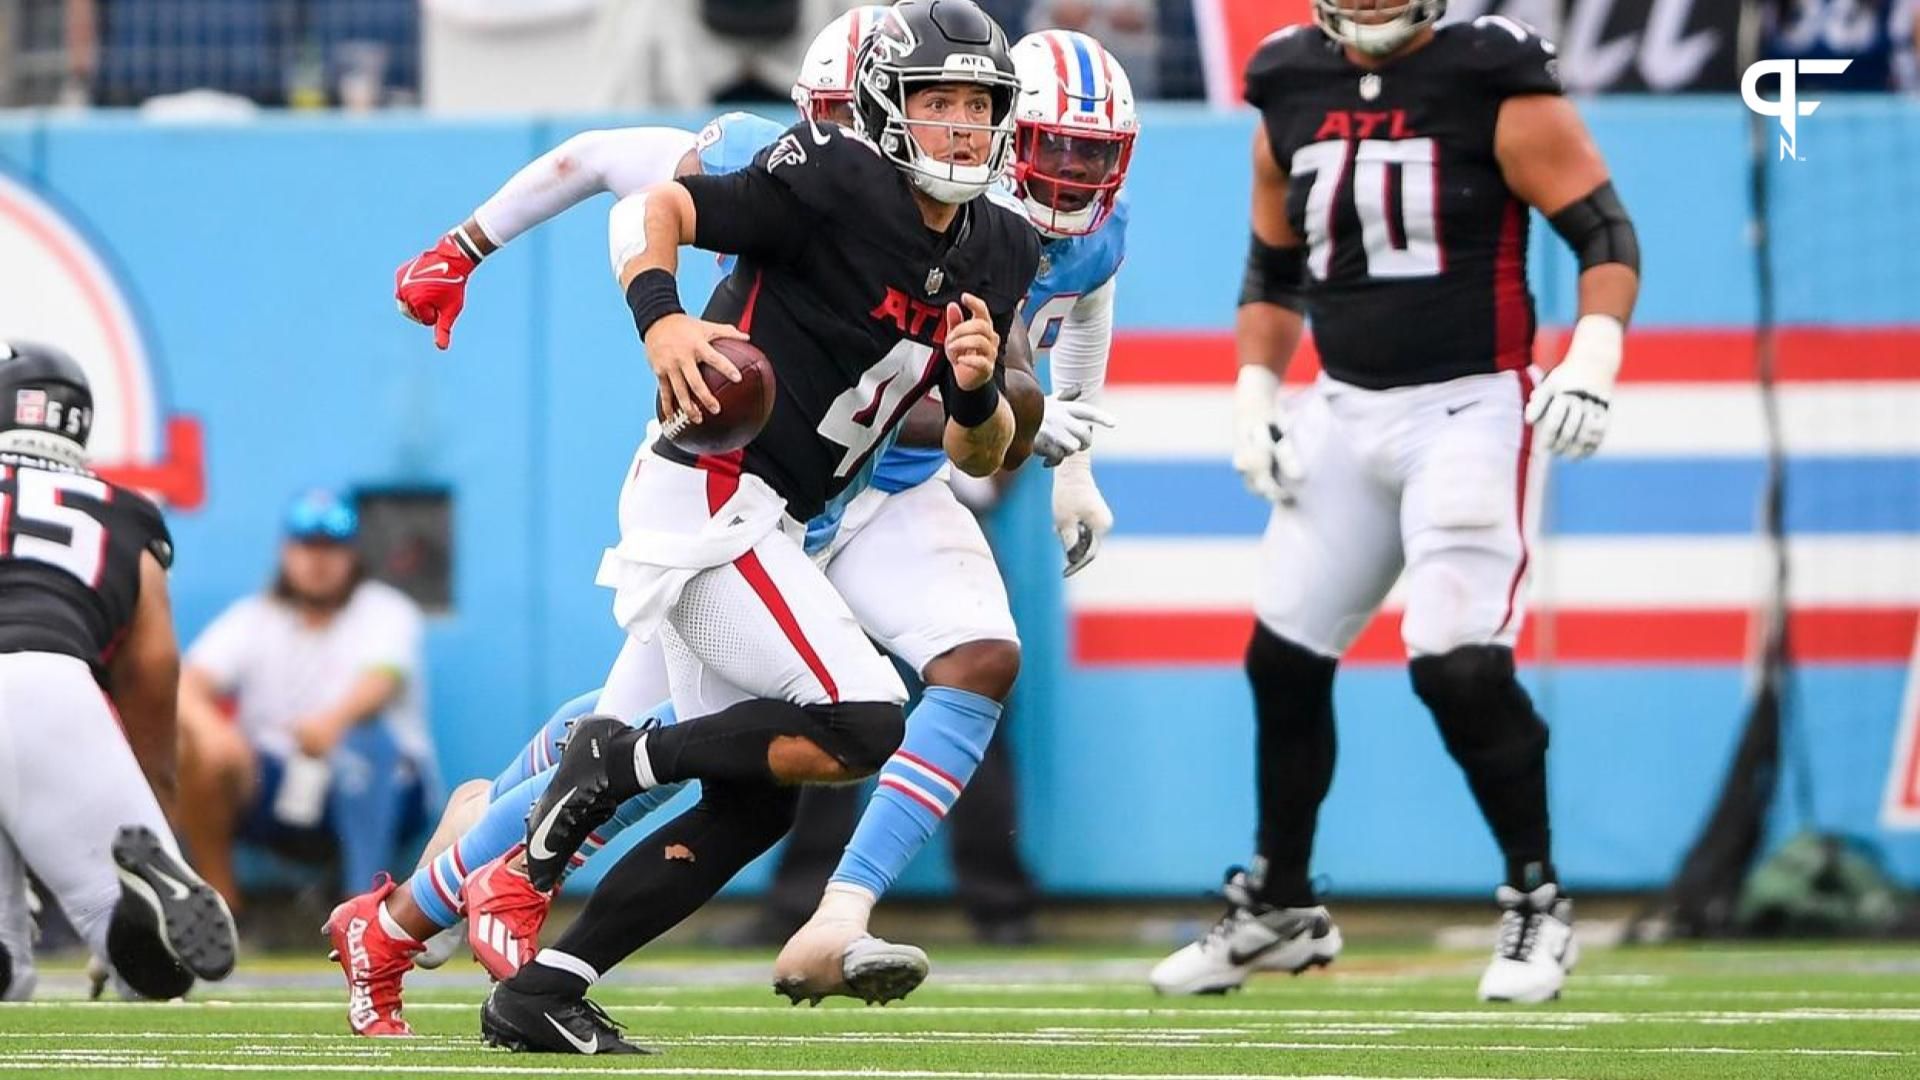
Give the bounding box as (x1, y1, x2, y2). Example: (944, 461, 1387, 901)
(411, 766, 556, 928)
(410, 695, 679, 927)
(491, 687, 604, 799)
(829, 686, 1000, 898)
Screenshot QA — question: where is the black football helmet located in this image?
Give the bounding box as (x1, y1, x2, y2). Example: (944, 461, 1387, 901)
(852, 0, 1020, 204)
(0, 340, 93, 467)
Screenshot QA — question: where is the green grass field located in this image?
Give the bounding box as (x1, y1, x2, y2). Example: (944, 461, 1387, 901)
(4, 943, 1920, 1079)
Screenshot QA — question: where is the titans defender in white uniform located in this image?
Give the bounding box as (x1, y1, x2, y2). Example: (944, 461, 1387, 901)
(350, 13, 1134, 1029)
(1151, 0, 1640, 1005)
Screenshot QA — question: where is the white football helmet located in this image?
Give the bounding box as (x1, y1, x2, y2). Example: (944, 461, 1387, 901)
(1008, 30, 1138, 237)
(1312, 0, 1446, 57)
(792, 5, 890, 124)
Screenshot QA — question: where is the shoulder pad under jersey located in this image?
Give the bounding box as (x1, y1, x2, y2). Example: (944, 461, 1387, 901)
(754, 119, 892, 216)
(1449, 16, 1562, 99)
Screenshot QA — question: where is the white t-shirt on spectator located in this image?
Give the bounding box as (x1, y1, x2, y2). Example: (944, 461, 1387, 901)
(187, 581, 432, 766)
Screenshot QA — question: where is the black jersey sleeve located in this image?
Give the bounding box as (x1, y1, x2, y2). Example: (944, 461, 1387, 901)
(1464, 16, 1563, 99)
(1241, 25, 1314, 108)
(678, 166, 814, 263)
(120, 488, 174, 570)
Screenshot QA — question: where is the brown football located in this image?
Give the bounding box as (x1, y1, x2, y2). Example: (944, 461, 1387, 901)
(657, 338, 776, 455)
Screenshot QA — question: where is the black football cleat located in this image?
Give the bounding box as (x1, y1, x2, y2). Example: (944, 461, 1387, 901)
(523, 715, 631, 892)
(480, 981, 653, 1055)
(108, 824, 237, 996)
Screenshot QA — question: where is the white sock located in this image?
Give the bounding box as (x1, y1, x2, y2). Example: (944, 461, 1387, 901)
(534, 948, 600, 986)
(377, 900, 419, 944)
(816, 882, 878, 927)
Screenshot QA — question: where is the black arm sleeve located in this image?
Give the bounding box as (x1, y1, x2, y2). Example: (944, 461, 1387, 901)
(1547, 181, 1640, 274)
(677, 168, 814, 263)
(1239, 234, 1307, 312)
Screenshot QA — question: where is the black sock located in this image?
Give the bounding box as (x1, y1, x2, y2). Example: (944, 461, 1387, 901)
(507, 956, 593, 999)
(604, 700, 812, 801)
(606, 699, 905, 801)
(535, 780, 801, 975)
(1409, 646, 1554, 891)
(1246, 624, 1339, 908)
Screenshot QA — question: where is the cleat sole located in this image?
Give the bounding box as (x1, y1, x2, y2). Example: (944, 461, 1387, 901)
(112, 825, 237, 982)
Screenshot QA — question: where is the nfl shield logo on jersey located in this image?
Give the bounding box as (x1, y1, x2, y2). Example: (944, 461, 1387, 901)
(925, 267, 944, 293)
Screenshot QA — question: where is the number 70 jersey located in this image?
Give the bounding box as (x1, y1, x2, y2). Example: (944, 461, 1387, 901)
(1244, 19, 1561, 391)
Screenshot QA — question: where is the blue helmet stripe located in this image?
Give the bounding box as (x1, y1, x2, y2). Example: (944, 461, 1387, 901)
(1071, 34, 1097, 112)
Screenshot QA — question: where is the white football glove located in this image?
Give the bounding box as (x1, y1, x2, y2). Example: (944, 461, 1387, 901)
(1526, 314, 1623, 459)
(1033, 390, 1117, 467)
(1231, 364, 1305, 506)
(1052, 453, 1112, 578)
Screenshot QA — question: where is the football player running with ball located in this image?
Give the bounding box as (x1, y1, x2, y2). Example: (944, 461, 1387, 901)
(473, 0, 1039, 1054)
(1151, 2, 1639, 1004)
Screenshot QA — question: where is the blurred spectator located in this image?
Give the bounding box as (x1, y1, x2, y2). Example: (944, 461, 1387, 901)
(56, 0, 418, 107)
(1766, 0, 1909, 90)
(1025, 0, 1159, 97)
(175, 490, 435, 909)
(594, 0, 867, 108)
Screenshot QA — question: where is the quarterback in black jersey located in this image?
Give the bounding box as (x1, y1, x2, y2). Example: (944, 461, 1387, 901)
(0, 342, 236, 1002)
(1156, 3, 1641, 1005)
(483, 0, 1042, 1055)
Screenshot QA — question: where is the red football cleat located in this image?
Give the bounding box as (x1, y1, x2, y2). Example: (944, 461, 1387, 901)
(466, 845, 554, 981)
(324, 875, 424, 1037)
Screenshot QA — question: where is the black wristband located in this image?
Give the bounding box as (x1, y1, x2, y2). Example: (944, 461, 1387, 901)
(1239, 233, 1307, 312)
(946, 377, 1002, 428)
(624, 268, 686, 341)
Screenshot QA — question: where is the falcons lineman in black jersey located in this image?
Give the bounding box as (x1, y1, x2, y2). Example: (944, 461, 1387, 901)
(0, 341, 236, 1002)
(1152, 1, 1641, 1004)
(478, 0, 1042, 1054)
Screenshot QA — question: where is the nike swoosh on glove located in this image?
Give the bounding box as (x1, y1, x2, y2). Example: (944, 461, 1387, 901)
(394, 234, 478, 350)
(1231, 365, 1304, 506)
(1034, 392, 1118, 467)
(1052, 453, 1113, 578)
(1525, 314, 1624, 459)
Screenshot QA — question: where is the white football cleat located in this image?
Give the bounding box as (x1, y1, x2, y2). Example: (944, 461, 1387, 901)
(1477, 883, 1578, 1003)
(772, 916, 929, 1006)
(1150, 868, 1342, 995)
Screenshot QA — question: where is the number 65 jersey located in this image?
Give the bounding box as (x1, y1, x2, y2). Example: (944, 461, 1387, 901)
(0, 455, 172, 680)
(1245, 20, 1561, 391)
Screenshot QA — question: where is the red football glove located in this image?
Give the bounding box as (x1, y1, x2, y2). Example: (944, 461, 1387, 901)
(394, 235, 477, 350)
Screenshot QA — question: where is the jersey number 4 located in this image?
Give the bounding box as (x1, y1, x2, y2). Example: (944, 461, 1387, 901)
(0, 466, 111, 587)
(817, 339, 943, 477)
(1292, 137, 1442, 280)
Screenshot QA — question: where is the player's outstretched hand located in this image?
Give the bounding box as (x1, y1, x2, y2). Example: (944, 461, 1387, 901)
(1035, 390, 1118, 467)
(1526, 314, 1623, 459)
(394, 235, 477, 350)
(945, 293, 1000, 390)
(1053, 454, 1113, 578)
(643, 313, 747, 424)
(1231, 365, 1305, 506)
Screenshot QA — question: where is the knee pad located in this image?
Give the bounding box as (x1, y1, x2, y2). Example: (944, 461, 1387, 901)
(1409, 645, 1547, 773)
(1245, 624, 1338, 725)
(105, 907, 194, 1001)
(804, 700, 907, 775)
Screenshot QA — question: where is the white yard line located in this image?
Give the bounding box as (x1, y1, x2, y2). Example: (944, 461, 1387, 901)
(0, 1064, 1556, 1080)
(13, 1000, 1920, 1023)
